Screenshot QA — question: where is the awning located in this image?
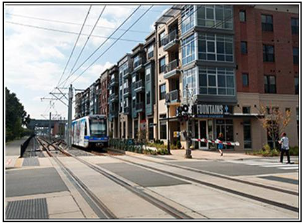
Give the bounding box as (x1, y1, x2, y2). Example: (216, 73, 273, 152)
(155, 5, 184, 25)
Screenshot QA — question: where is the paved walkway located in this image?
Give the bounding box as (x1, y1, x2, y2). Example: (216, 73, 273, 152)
(5, 137, 28, 168)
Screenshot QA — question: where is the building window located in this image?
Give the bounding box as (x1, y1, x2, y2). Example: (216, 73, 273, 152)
(183, 67, 197, 97)
(263, 45, 274, 62)
(295, 77, 299, 94)
(264, 75, 276, 93)
(146, 92, 150, 104)
(198, 33, 233, 62)
(159, 57, 166, 73)
(239, 10, 246, 22)
(182, 34, 195, 65)
(160, 84, 166, 100)
(181, 5, 195, 34)
(261, 14, 273, 31)
(242, 73, 249, 87)
(145, 66, 151, 82)
(159, 30, 165, 47)
(160, 122, 167, 139)
(242, 106, 251, 114)
(241, 41, 247, 54)
(291, 18, 299, 34)
(243, 120, 251, 149)
(197, 5, 233, 30)
(147, 44, 154, 59)
(293, 47, 299, 64)
(199, 67, 235, 96)
(216, 119, 234, 149)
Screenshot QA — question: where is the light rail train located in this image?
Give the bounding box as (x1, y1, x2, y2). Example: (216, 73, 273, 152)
(71, 115, 108, 148)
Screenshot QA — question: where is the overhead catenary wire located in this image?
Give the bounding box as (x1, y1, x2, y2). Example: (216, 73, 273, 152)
(58, 5, 142, 88)
(69, 5, 154, 85)
(56, 5, 92, 87)
(69, 5, 106, 75)
(6, 21, 144, 43)
(5, 12, 152, 34)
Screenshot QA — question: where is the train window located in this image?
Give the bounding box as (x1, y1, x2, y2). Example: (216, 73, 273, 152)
(85, 122, 88, 136)
(90, 118, 107, 136)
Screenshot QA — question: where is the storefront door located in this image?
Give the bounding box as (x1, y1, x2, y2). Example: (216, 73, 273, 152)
(199, 120, 208, 150)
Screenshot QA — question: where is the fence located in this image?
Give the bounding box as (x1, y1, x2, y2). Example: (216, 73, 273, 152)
(20, 134, 35, 157)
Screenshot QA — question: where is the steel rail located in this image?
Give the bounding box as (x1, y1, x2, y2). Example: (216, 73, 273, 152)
(36, 137, 117, 219)
(105, 154, 299, 213)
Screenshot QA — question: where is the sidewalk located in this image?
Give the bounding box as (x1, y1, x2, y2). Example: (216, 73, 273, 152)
(5, 137, 28, 168)
(168, 149, 258, 160)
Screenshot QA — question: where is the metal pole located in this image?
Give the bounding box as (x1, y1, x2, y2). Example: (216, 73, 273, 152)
(49, 112, 51, 142)
(67, 84, 73, 149)
(185, 85, 192, 158)
(167, 104, 171, 155)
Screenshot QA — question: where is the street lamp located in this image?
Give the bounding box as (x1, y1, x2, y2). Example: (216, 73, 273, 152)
(165, 95, 171, 155)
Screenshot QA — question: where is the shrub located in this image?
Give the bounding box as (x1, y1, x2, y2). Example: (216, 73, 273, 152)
(289, 146, 299, 156)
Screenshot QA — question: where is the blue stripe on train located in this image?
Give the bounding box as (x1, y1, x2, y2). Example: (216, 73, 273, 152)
(84, 136, 108, 140)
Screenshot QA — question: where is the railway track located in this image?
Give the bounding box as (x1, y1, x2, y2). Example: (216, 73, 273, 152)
(38, 137, 193, 219)
(84, 147, 299, 214)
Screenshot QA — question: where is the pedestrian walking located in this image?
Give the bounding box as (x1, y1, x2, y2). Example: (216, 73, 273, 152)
(278, 132, 291, 164)
(217, 133, 224, 156)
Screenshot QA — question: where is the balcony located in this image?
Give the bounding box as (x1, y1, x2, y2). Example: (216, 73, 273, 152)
(109, 78, 118, 87)
(133, 58, 145, 72)
(135, 102, 144, 112)
(164, 59, 181, 79)
(162, 30, 179, 51)
(108, 94, 118, 103)
(134, 79, 144, 92)
(123, 68, 130, 78)
(165, 89, 180, 104)
(147, 51, 154, 60)
(123, 107, 130, 114)
(123, 88, 130, 97)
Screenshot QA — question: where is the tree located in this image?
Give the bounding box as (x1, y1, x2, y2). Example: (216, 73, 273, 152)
(258, 104, 291, 149)
(5, 87, 31, 141)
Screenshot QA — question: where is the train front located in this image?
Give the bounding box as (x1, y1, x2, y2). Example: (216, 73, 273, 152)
(88, 115, 108, 148)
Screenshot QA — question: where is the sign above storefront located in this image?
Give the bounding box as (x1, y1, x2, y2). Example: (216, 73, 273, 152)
(194, 104, 230, 118)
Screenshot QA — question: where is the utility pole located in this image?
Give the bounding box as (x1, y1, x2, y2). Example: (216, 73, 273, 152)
(49, 112, 52, 142)
(185, 85, 192, 158)
(67, 84, 73, 149)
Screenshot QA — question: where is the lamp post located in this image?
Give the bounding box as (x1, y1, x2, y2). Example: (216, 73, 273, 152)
(167, 103, 171, 155)
(185, 84, 192, 158)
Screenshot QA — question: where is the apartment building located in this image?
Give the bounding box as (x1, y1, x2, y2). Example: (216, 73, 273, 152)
(118, 54, 133, 138)
(108, 65, 119, 138)
(75, 4, 299, 151)
(100, 69, 109, 116)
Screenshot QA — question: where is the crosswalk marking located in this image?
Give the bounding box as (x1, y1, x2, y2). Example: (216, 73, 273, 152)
(225, 159, 298, 171)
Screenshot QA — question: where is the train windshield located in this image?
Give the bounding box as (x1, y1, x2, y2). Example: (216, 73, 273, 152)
(89, 118, 106, 137)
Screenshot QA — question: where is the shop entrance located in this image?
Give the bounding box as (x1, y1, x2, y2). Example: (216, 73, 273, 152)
(199, 120, 208, 150)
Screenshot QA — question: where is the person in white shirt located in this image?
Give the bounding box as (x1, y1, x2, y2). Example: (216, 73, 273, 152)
(278, 132, 290, 164)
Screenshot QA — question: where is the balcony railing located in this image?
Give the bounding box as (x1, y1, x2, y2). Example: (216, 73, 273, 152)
(123, 88, 130, 95)
(133, 58, 144, 69)
(123, 68, 130, 78)
(134, 79, 144, 90)
(109, 78, 118, 86)
(135, 102, 144, 111)
(161, 29, 179, 47)
(124, 107, 130, 114)
(166, 89, 180, 103)
(165, 59, 180, 73)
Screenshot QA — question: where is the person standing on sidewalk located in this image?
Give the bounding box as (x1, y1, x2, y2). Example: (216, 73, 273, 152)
(279, 132, 290, 164)
(217, 133, 224, 156)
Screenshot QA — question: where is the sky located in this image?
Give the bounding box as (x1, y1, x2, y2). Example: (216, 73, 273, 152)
(4, 3, 171, 120)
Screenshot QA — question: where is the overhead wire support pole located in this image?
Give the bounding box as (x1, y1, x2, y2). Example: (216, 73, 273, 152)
(55, 87, 69, 100)
(67, 84, 73, 149)
(49, 93, 68, 107)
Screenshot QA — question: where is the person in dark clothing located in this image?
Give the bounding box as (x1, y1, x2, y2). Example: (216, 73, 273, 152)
(279, 132, 291, 164)
(217, 132, 224, 156)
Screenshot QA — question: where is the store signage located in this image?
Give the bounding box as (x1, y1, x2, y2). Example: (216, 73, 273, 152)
(195, 104, 230, 118)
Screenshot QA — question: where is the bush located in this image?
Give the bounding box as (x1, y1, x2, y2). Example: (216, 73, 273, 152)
(289, 146, 299, 156)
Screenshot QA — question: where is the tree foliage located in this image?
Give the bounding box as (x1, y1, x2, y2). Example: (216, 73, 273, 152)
(258, 104, 291, 149)
(5, 87, 31, 141)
